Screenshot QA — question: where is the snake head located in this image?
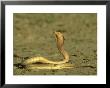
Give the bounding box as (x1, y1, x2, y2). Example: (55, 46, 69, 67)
(54, 32, 64, 39)
(54, 31, 64, 45)
(54, 31, 62, 35)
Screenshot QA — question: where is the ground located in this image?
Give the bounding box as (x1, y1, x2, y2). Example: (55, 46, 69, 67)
(13, 13, 97, 75)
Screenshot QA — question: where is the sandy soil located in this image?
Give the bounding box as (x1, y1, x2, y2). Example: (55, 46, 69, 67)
(13, 13, 97, 75)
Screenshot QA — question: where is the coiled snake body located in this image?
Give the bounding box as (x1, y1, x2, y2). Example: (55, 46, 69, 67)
(20, 32, 73, 70)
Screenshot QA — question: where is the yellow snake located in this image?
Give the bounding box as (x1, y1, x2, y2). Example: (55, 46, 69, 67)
(22, 32, 73, 70)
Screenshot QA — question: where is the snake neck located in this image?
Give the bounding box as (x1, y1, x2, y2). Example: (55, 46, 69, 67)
(57, 40, 69, 63)
(58, 45, 69, 63)
(55, 32, 69, 63)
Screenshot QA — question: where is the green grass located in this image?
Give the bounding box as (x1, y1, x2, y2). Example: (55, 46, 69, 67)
(13, 13, 97, 75)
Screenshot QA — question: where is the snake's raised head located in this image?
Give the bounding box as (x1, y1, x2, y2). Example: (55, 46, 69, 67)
(55, 31, 63, 36)
(54, 32, 64, 46)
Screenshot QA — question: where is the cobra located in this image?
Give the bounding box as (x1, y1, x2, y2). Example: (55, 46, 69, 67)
(22, 32, 69, 65)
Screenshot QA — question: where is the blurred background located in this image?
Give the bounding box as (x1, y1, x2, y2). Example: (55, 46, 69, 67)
(13, 13, 97, 75)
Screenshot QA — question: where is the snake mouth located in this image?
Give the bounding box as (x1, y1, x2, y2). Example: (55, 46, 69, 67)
(54, 31, 58, 34)
(54, 31, 60, 34)
(54, 31, 58, 36)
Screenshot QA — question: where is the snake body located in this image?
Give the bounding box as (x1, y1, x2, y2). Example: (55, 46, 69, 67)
(22, 32, 69, 66)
